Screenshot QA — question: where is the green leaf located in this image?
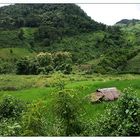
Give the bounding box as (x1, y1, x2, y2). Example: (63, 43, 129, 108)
(125, 109, 129, 114)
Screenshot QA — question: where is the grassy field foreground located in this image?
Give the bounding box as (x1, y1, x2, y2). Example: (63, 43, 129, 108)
(0, 73, 140, 122)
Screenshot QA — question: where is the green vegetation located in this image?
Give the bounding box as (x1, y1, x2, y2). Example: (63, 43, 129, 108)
(16, 51, 72, 75)
(0, 48, 35, 60)
(1, 4, 135, 74)
(94, 88, 140, 136)
(0, 4, 140, 136)
(0, 4, 105, 46)
(124, 52, 140, 73)
(53, 89, 85, 136)
(0, 4, 139, 74)
(0, 29, 24, 48)
(0, 74, 140, 136)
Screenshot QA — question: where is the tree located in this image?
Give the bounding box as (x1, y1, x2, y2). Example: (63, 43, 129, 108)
(36, 52, 53, 74)
(53, 51, 72, 74)
(18, 29, 24, 40)
(16, 57, 30, 74)
(15, 17, 25, 28)
(37, 52, 52, 67)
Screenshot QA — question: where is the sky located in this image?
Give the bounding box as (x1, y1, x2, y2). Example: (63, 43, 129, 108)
(77, 4, 140, 25)
(1, 3, 140, 25)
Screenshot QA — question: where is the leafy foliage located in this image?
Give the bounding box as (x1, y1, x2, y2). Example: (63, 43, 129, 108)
(0, 95, 26, 119)
(53, 89, 85, 136)
(20, 101, 48, 136)
(0, 118, 22, 136)
(16, 51, 72, 75)
(93, 48, 140, 74)
(0, 4, 105, 35)
(0, 77, 140, 136)
(94, 88, 140, 136)
(0, 4, 140, 74)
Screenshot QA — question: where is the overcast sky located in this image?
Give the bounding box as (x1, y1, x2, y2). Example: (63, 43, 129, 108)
(78, 4, 140, 25)
(1, 4, 140, 25)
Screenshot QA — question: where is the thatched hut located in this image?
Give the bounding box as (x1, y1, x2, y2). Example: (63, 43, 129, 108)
(90, 87, 120, 103)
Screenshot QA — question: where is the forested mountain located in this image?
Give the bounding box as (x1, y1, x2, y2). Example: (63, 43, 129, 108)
(115, 19, 140, 73)
(0, 4, 140, 74)
(116, 19, 140, 26)
(0, 4, 106, 48)
(0, 4, 105, 32)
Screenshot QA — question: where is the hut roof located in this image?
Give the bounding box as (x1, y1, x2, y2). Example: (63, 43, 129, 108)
(90, 87, 120, 102)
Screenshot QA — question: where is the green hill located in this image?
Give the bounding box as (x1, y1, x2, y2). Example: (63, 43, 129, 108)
(113, 19, 140, 73)
(0, 4, 105, 34)
(116, 19, 140, 26)
(116, 19, 140, 46)
(0, 4, 140, 74)
(124, 52, 140, 73)
(0, 4, 106, 57)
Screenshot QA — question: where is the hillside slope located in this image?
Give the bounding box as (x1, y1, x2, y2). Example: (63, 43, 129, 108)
(113, 19, 140, 73)
(0, 4, 105, 32)
(0, 4, 106, 50)
(116, 19, 140, 46)
(0, 5, 140, 74)
(123, 52, 140, 73)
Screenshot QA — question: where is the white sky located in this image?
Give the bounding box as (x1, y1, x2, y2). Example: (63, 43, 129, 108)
(1, 3, 140, 25)
(78, 4, 140, 25)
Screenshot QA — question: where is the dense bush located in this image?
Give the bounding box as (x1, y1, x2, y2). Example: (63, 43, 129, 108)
(16, 56, 38, 75)
(0, 95, 26, 119)
(36, 52, 54, 74)
(20, 101, 48, 136)
(53, 52, 72, 74)
(16, 51, 72, 75)
(0, 60, 15, 74)
(0, 118, 22, 136)
(0, 96, 48, 136)
(93, 88, 140, 136)
(53, 89, 85, 136)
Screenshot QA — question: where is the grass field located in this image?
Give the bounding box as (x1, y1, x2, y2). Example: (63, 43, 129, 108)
(0, 74, 140, 122)
(0, 48, 36, 60)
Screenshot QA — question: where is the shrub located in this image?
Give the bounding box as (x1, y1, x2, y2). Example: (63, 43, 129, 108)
(45, 71, 67, 88)
(16, 57, 39, 75)
(0, 118, 22, 136)
(20, 100, 48, 136)
(16, 57, 31, 75)
(53, 89, 84, 136)
(0, 60, 15, 74)
(94, 87, 140, 136)
(16, 51, 72, 75)
(0, 95, 26, 119)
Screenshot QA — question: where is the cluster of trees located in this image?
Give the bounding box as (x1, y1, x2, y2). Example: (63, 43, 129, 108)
(93, 48, 140, 74)
(0, 87, 139, 136)
(1, 4, 139, 75)
(16, 51, 72, 75)
(0, 27, 135, 74)
(102, 26, 128, 49)
(0, 4, 106, 39)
